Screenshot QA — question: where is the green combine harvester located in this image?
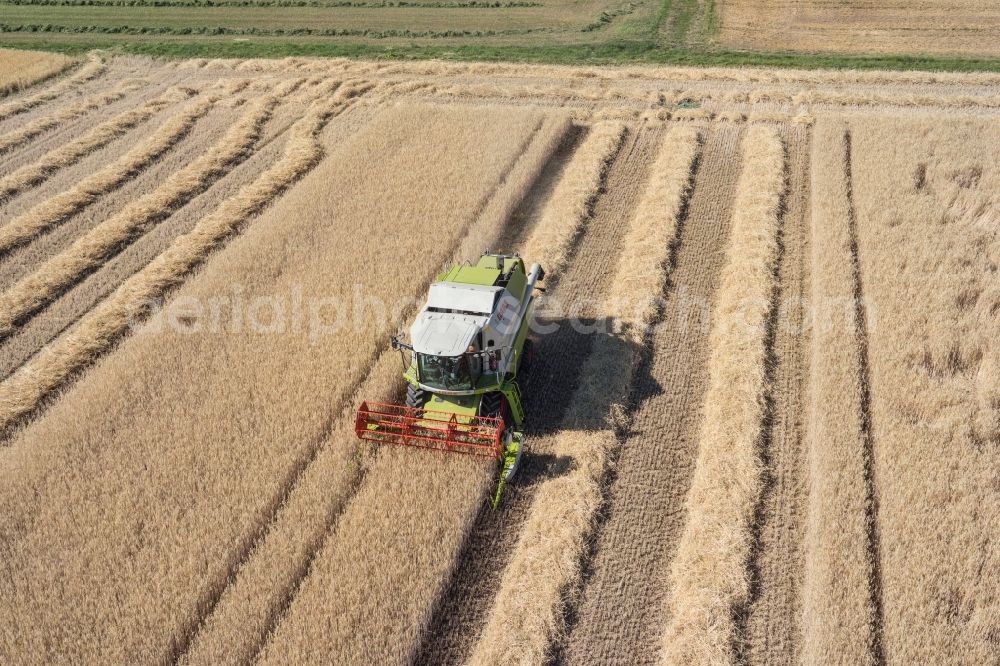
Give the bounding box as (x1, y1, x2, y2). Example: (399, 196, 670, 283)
(355, 252, 544, 507)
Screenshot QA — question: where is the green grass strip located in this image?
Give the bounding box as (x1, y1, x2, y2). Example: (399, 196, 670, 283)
(0, 23, 547, 37)
(5, 37, 1000, 73)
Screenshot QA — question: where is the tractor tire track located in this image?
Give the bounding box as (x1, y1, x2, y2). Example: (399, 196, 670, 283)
(561, 124, 744, 666)
(800, 119, 883, 666)
(844, 128, 886, 665)
(416, 123, 663, 665)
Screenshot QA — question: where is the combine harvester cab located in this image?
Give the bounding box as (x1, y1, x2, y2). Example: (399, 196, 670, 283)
(355, 252, 543, 508)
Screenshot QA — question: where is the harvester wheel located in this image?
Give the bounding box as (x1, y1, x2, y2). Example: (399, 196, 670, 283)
(479, 391, 502, 417)
(405, 384, 427, 410)
(479, 391, 511, 428)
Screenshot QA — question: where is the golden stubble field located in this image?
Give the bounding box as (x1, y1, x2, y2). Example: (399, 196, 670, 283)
(0, 50, 998, 665)
(715, 0, 1000, 58)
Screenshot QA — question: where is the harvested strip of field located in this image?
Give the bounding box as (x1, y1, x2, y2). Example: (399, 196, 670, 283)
(427, 79, 1000, 116)
(800, 119, 878, 666)
(197, 64, 1000, 120)
(661, 125, 785, 665)
(792, 88, 1000, 110)
(563, 125, 745, 665)
(468, 124, 702, 665)
(0, 95, 215, 258)
(0, 48, 76, 97)
(0, 81, 372, 380)
(743, 124, 811, 666)
(0, 86, 349, 378)
(521, 121, 624, 278)
(0, 55, 103, 121)
(612, 126, 702, 342)
(0, 96, 340, 431)
(0, 103, 541, 664)
(678, 86, 1000, 111)
(0, 83, 295, 337)
(0, 84, 134, 155)
(850, 116, 1000, 664)
(242, 109, 549, 666)
(0, 87, 195, 201)
(0, 110, 241, 293)
(184, 51, 1000, 86)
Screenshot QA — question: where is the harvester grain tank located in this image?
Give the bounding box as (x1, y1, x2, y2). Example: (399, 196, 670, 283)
(355, 252, 543, 507)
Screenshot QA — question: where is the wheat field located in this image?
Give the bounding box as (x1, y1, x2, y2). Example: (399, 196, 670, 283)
(0, 51, 998, 666)
(0, 49, 77, 98)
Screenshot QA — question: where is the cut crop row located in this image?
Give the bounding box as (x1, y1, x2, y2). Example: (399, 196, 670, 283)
(661, 125, 785, 665)
(0, 93, 216, 258)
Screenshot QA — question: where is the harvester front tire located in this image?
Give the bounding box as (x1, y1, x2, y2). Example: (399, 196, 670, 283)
(405, 384, 427, 410)
(480, 391, 502, 418)
(480, 392, 512, 429)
